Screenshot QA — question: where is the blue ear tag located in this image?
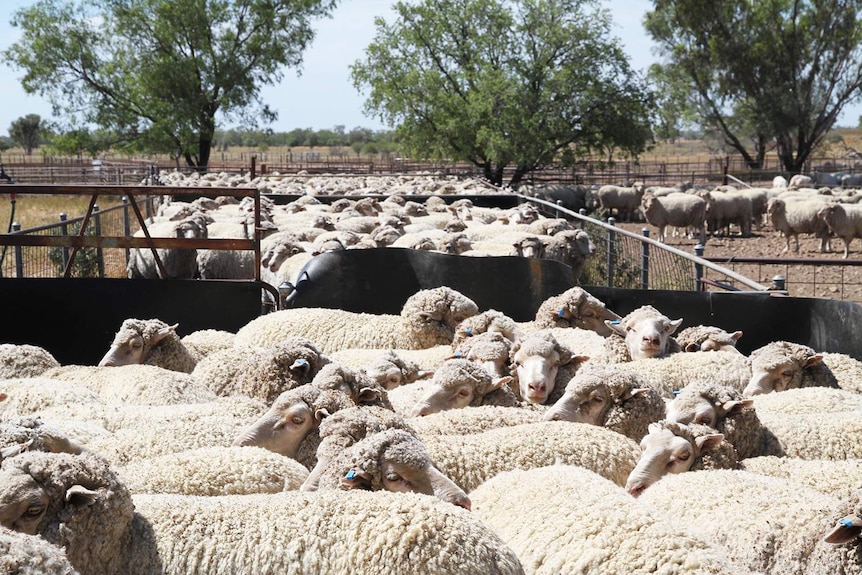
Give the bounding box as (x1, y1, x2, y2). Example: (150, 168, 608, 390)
(454, 352, 462, 358)
(608, 320, 621, 325)
(557, 309, 565, 318)
(345, 470, 357, 481)
(296, 358, 308, 366)
(465, 328, 473, 335)
(840, 519, 855, 527)
(672, 390, 681, 396)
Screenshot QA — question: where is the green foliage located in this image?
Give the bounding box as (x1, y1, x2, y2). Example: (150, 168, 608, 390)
(646, 0, 862, 172)
(48, 219, 101, 278)
(4, 0, 339, 169)
(351, 0, 655, 187)
(9, 114, 44, 155)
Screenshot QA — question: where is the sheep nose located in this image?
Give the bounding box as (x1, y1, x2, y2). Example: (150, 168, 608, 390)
(627, 484, 646, 497)
(529, 383, 546, 392)
(454, 495, 472, 511)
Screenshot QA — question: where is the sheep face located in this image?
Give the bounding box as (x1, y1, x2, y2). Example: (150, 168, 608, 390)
(510, 338, 569, 405)
(607, 309, 682, 360)
(744, 344, 823, 396)
(513, 236, 545, 258)
(97, 320, 177, 367)
(0, 474, 51, 535)
(665, 391, 752, 428)
(625, 423, 724, 497)
(544, 381, 612, 424)
(233, 396, 322, 458)
(410, 359, 510, 416)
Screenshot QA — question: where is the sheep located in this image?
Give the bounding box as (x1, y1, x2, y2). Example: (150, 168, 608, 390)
(117, 446, 310, 496)
(409, 358, 518, 416)
(316, 428, 472, 509)
(508, 330, 588, 405)
(542, 228, 596, 282)
(530, 286, 621, 335)
(0, 525, 79, 575)
(360, 349, 431, 390)
(740, 456, 862, 500)
(449, 331, 513, 378)
(421, 421, 643, 491)
(0, 416, 87, 459)
(665, 381, 783, 459)
(0, 378, 102, 419)
(0, 451, 526, 575)
(817, 202, 862, 258)
(543, 363, 666, 441)
(451, 309, 525, 347)
(406, 405, 541, 437)
(126, 216, 207, 279)
(470, 465, 756, 575)
(637, 469, 862, 575)
(767, 197, 832, 253)
(624, 421, 738, 496)
(178, 328, 235, 357)
(675, 325, 743, 353)
(329, 345, 453, 375)
(97, 318, 200, 373)
(202, 337, 330, 403)
(600, 305, 683, 362)
(744, 340, 838, 396)
(0, 343, 60, 378)
(789, 173, 816, 189)
(705, 189, 753, 236)
(752, 386, 862, 415)
(525, 216, 574, 236)
(641, 192, 708, 243)
(753, 408, 862, 459)
(232, 384, 356, 460)
(233, 286, 479, 352)
(41, 364, 216, 406)
(595, 182, 645, 221)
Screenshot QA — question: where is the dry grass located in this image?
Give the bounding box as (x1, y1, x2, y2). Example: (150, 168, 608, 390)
(0, 194, 124, 232)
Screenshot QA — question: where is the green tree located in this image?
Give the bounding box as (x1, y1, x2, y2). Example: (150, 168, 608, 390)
(9, 114, 44, 155)
(351, 0, 653, 187)
(4, 0, 338, 170)
(645, 0, 862, 172)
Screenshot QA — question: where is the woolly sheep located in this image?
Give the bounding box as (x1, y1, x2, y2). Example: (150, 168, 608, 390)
(675, 325, 743, 354)
(449, 331, 513, 378)
(0, 451, 526, 575)
(744, 340, 838, 396)
(117, 446, 310, 496)
(316, 428, 472, 509)
(133, 490, 526, 575)
(0, 378, 102, 419)
(625, 421, 737, 496)
(641, 192, 708, 243)
(422, 421, 643, 491)
(754, 408, 862, 459)
(595, 182, 645, 221)
(637, 469, 862, 575)
(704, 189, 752, 237)
(543, 363, 666, 441)
(603, 305, 683, 362)
(767, 197, 832, 253)
(41, 364, 216, 405)
(470, 465, 756, 575)
(126, 216, 207, 279)
(409, 358, 518, 416)
(232, 384, 356, 460)
(406, 405, 541, 437)
(329, 345, 453, 375)
(752, 386, 862, 415)
(530, 286, 621, 335)
(451, 309, 525, 347)
(0, 416, 86, 460)
(360, 349, 431, 390)
(309, 363, 393, 411)
(0, 524, 79, 575)
(233, 286, 479, 352)
(542, 229, 596, 282)
(665, 381, 783, 459)
(817, 202, 862, 258)
(97, 318, 200, 373)
(179, 328, 235, 357)
(0, 343, 60, 378)
(508, 330, 587, 405)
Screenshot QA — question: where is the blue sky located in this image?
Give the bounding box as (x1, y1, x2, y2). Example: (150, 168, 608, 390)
(1, 0, 860, 135)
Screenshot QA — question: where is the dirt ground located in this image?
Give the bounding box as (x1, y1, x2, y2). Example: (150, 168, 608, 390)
(614, 219, 862, 303)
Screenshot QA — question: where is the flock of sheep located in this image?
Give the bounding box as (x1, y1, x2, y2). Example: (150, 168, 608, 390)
(2, 276, 862, 574)
(3, 171, 862, 574)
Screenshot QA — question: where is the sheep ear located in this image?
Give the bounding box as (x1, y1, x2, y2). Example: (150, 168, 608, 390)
(730, 331, 743, 342)
(566, 354, 591, 367)
(416, 370, 434, 380)
(289, 358, 311, 373)
(669, 319, 684, 335)
(65, 485, 98, 506)
(418, 311, 443, 323)
(804, 353, 824, 368)
(314, 408, 331, 422)
(647, 422, 662, 434)
(605, 320, 626, 337)
(722, 399, 754, 416)
(694, 433, 725, 453)
(824, 515, 862, 544)
(621, 387, 650, 401)
(490, 376, 514, 391)
(684, 343, 702, 352)
(153, 324, 178, 343)
(340, 469, 373, 490)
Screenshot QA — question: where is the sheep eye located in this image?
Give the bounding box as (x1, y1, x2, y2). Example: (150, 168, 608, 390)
(24, 505, 44, 517)
(385, 473, 402, 482)
(676, 452, 690, 461)
(694, 416, 712, 426)
(781, 369, 794, 378)
(131, 340, 144, 349)
(582, 309, 595, 318)
(387, 375, 401, 384)
(457, 389, 470, 397)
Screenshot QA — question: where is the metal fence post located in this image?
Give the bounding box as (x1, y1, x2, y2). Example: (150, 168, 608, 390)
(12, 222, 22, 278)
(606, 217, 616, 287)
(641, 228, 650, 289)
(578, 208, 587, 229)
(122, 196, 130, 264)
(94, 204, 104, 278)
(694, 244, 705, 291)
(59, 213, 69, 271)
